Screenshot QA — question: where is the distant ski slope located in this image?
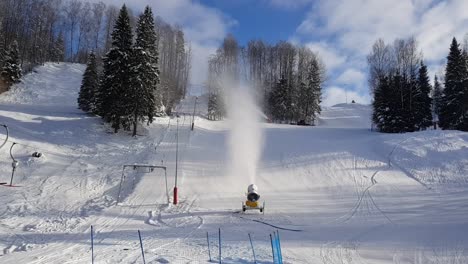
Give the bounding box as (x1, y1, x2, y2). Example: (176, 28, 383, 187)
(0, 63, 466, 263)
(318, 103, 372, 128)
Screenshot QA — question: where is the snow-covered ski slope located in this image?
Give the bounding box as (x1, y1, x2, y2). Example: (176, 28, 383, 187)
(0, 63, 467, 263)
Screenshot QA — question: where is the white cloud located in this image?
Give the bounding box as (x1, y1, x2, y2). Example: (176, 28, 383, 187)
(416, 0, 468, 61)
(305, 42, 346, 71)
(297, 0, 468, 63)
(336, 69, 365, 87)
(323, 86, 371, 107)
(294, 0, 468, 105)
(298, 0, 418, 55)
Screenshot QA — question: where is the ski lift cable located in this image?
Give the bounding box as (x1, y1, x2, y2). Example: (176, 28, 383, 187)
(0, 137, 64, 157)
(0, 135, 92, 158)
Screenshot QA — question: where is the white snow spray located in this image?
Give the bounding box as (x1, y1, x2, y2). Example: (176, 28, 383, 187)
(224, 80, 264, 186)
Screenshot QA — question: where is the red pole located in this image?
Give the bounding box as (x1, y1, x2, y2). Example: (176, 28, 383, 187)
(173, 186, 178, 205)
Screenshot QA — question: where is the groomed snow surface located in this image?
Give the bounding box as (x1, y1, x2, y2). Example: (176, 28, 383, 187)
(0, 63, 467, 263)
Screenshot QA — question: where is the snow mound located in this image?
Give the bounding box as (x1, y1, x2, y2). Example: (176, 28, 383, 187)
(384, 130, 468, 186)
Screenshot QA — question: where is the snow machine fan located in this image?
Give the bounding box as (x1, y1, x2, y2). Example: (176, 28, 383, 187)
(242, 184, 265, 213)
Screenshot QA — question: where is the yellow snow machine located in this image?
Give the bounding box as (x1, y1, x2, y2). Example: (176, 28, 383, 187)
(242, 184, 265, 213)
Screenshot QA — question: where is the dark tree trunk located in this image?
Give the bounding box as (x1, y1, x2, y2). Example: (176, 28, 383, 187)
(132, 111, 138, 137)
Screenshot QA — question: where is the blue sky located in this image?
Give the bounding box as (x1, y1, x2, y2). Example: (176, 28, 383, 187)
(97, 0, 468, 106)
(197, 0, 306, 45)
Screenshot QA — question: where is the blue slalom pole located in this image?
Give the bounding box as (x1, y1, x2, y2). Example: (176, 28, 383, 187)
(138, 230, 146, 264)
(276, 230, 283, 263)
(270, 234, 276, 264)
(248, 233, 257, 264)
(218, 228, 222, 264)
(91, 225, 94, 264)
(207, 232, 212, 262)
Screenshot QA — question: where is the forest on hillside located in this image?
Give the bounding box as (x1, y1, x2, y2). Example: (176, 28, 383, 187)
(207, 35, 326, 125)
(0, 0, 191, 107)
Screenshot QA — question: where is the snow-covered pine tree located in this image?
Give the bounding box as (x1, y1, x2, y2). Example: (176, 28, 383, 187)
(432, 75, 443, 118)
(78, 52, 99, 113)
(97, 4, 134, 133)
(402, 72, 418, 132)
(175, 29, 186, 100)
(296, 80, 308, 122)
(309, 57, 322, 124)
(52, 32, 66, 62)
(1, 41, 22, 86)
(207, 93, 217, 121)
(373, 73, 406, 133)
(289, 77, 300, 122)
(439, 38, 468, 131)
(0, 44, 5, 66)
(462, 49, 468, 131)
(373, 75, 391, 132)
(414, 61, 433, 130)
(268, 76, 290, 122)
(129, 6, 161, 136)
(208, 92, 221, 121)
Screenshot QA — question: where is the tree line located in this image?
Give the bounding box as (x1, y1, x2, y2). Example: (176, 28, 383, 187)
(0, 0, 191, 107)
(369, 37, 467, 132)
(207, 35, 325, 125)
(78, 4, 190, 136)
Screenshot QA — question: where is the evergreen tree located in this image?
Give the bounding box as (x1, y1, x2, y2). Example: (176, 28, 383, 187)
(129, 6, 160, 136)
(78, 52, 99, 113)
(268, 76, 291, 122)
(373, 75, 391, 132)
(208, 92, 224, 120)
(296, 80, 308, 122)
(52, 32, 66, 62)
(207, 93, 217, 120)
(432, 75, 443, 118)
(297, 58, 322, 125)
(401, 72, 418, 132)
(309, 58, 322, 124)
(1, 41, 22, 86)
(414, 61, 433, 130)
(440, 38, 468, 131)
(373, 73, 408, 133)
(97, 5, 134, 133)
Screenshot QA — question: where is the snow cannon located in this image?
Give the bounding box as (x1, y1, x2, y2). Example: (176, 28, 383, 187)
(242, 184, 265, 213)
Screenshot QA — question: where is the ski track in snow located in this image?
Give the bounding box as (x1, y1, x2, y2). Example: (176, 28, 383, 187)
(0, 63, 467, 263)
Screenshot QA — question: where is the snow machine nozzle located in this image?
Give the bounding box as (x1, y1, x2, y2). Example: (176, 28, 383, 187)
(247, 184, 260, 202)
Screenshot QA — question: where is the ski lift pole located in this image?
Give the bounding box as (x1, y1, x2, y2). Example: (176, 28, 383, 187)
(9, 143, 18, 186)
(248, 233, 257, 264)
(116, 166, 126, 203)
(163, 162, 170, 204)
(91, 225, 94, 264)
(191, 97, 198, 131)
(173, 117, 179, 205)
(206, 232, 212, 262)
(218, 228, 222, 264)
(138, 230, 146, 264)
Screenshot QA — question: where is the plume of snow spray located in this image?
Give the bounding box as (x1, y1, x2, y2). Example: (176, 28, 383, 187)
(224, 80, 264, 185)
